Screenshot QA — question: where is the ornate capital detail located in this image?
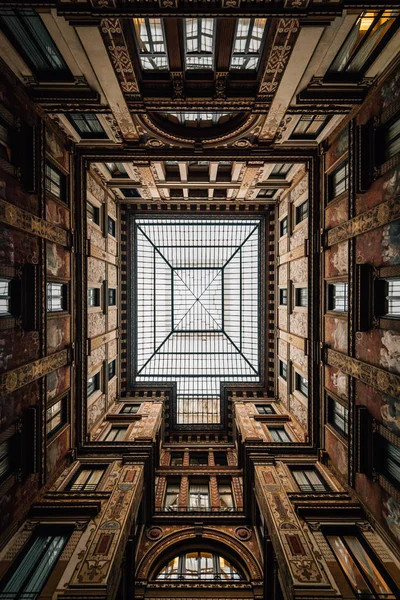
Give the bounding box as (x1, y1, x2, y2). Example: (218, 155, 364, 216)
(171, 72, 184, 100)
(214, 72, 228, 100)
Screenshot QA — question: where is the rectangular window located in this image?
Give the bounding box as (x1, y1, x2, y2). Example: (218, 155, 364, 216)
(295, 200, 308, 223)
(68, 113, 107, 139)
(190, 453, 208, 466)
(230, 18, 267, 70)
(0, 530, 70, 599)
(108, 288, 116, 306)
(328, 397, 349, 438)
(328, 282, 348, 312)
(170, 452, 184, 466)
(103, 426, 128, 442)
(68, 466, 105, 491)
(329, 10, 399, 74)
(46, 397, 65, 437)
(185, 18, 215, 70)
(0, 438, 13, 481)
(280, 217, 288, 237)
(87, 202, 100, 225)
(295, 373, 308, 397)
(0, 277, 11, 316)
(291, 467, 329, 492)
(269, 427, 291, 443)
(108, 217, 116, 237)
(377, 278, 400, 318)
(279, 288, 287, 306)
(271, 163, 292, 178)
(295, 287, 308, 307)
(218, 480, 235, 511)
(257, 404, 275, 415)
(329, 161, 348, 200)
(279, 361, 287, 381)
(164, 480, 180, 510)
(326, 533, 396, 598)
(189, 482, 209, 510)
(291, 115, 329, 138)
(87, 373, 100, 397)
(88, 287, 100, 307)
(214, 452, 228, 466)
(47, 282, 66, 312)
(380, 437, 400, 489)
(384, 115, 400, 161)
(121, 404, 140, 414)
(133, 18, 169, 71)
(0, 9, 72, 81)
(108, 360, 116, 380)
(45, 162, 65, 202)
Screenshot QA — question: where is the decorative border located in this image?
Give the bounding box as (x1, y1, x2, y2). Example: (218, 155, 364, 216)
(0, 349, 69, 396)
(0, 199, 69, 246)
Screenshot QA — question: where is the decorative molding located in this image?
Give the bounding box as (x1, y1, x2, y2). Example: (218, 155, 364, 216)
(100, 18, 140, 96)
(0, 199, 69, 247)
(89, 329, 118, 353)
(326, 349, 400, 399)
(88, 242, 117, 265)
(278, 330, 307, 352)
(278, 244, 306, 265)
(0, 349, 69, 395)
(326, 197, 400, 247)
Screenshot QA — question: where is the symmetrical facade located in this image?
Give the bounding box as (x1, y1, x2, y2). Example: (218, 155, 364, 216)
(0, 2, 399, 599)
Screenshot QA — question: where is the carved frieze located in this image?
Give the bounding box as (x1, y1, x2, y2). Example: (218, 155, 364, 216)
(0, 349, 69, 395)
(0, 199, 69, 247)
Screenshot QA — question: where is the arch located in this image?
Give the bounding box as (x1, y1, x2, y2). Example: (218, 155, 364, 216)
(136, 526, 263, 582)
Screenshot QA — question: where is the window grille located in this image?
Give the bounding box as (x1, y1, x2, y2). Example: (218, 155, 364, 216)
(133, 18, 169, 70)
(230, 18, 267, 70)
(328, 397, 348, 437)
(69, 467, 105, 491)
(269, 427, 291, 443)
(47, 283, 66, 312)
(185, 18, 215, 70)
(291, 467, 329, 492)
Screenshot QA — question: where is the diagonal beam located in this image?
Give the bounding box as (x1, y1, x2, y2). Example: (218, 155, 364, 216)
(223, 331, 258, 375)
(137, 225, 174, 269)
(222, 225, 259, 269)
(136, 331, 174, 375)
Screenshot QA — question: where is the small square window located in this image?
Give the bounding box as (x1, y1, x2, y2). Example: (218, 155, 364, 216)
(88, 287, 100, 307)
(280, 217, 288, 237)
(108, 288, 116, 306)
(279, 288, 287, 306)
(121, 404, 140, 414)
(190, 453, 208, 466)
(47, 283, 67, 312)
(329, 161, 348, 201)
(46, 397, 66, 437)
(376, 278, 400, 318)
(257, 404, 275, 415)
(295, 373, 308, 397)
(328, 282, 348, 312)
(108, 217, 116, 237)
(295, 201, 308, 224)
(170, 452, 184, 466)
(0, 278, 11, 316)
(68, 113, 107, 139)
(45, 162, 66, 202)
(108, 360, 116, 380)
(87, 373, 100, 397)
(104, 426, 128, 442)
(87, 202, 100, 225)
(295, 288, 308, 307)
(279, 361, 287, 381)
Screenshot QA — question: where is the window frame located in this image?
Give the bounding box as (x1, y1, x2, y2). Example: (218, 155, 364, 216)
(327, 281, 349, 313)
(46, 395, 67, 438)
(121, 403, 140, 414)
(108, 216, 116, 238)
(295, 287, 308, 308)
(279, 288, 288, 306)
(327, 395, 349, 439)
(164, 479, 181, 511)
(108, 359, 116, 381)
(87, 201, 100, 225)
(156, 550, 243, 581)
(229, 18, 267, 71)
(170, 452, 184, 466)
(132, 17, 169, 72)
(291, 115, 330, 139)
(0, 277, 12, 317)
(184, 18, 216, 71)
(295, 372, 308, 397)
(108, 288, 117, 307)
(269, 426, 292, 443)
(291, 466, 330, 492)
(47, 282, 67, 313)
(189, 453, 209, 466)
(328, 160, 349, 202)
(188, 480, 210, 511)
(87, 372, 100, 397)
(279, 217, 288, 237)
(295, 200, 308, 224)
(257, 404, 276, 415)
(279, 360, 287, 381)
(45, 161, 66, 203)
(103, 425, 128, 442)
(67, 465, 106, 492)
(87, 287, 101, 308)
(67, 113, 108, 140)
(218, 479, 235, 511)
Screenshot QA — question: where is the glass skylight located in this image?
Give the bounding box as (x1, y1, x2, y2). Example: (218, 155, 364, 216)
(185, 18, 215, 70)
(134, 218, 260, 425)
(133, 18, 169, 70)
(162, 112, 236, 128)
(230, 18, 267, 70)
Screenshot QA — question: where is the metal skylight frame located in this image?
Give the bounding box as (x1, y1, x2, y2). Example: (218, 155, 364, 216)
(230, 17, 267, 70)
(184, 18, 215, 70)
(133, 217, 261, 426)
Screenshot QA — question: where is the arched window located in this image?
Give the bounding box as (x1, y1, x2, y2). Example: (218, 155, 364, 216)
(156, 551, 243, 580)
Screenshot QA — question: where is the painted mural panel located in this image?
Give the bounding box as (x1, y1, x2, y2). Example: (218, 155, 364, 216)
(108, 265, 118, 287)
(324, 315, 348, 353)
(88, 257, 106, 284)
(0, 168, 39, 216)
(47, 366, 70, 401)
(46, 426, 70, 480)
(325, 427, 348, 480)
(278, 338, 287, 359)
(46, 243, 71, 278)
(88, 224, 106, 251)
(47, 316, 71, 354)
(356, 221, 400, 266)
(289, 311, 307, 338)
(0, 225, 39, 267)
(46, 198, 70, 230)
(290, 393, 307, 429)
(0, 329, 40, 374)
(290, 257, 307, 283)
(108, 308, 118, 331)
(0, 380, 40, 428)
(108, 339, 118, 359)
(325, 241, 348, 278)
(46, 127, 69, 171)
(88, 393, 106, 430)
(88, 345, 106, 373)
(356, 329, 400, 376)
(88, 312, 106, 338)
(326, 124, 348, 170)
(289, 345, 307, 372)
(290, 223, 306, 251)
(325, 196, 348, 229)
(279, 380, 288, 407)
(279, 265, 287, 286)
(108, 237, 118, 257)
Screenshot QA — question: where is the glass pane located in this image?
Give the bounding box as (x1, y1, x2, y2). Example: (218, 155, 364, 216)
(327, 535, 372, 594)
(344, 535, 394, 596)
(185, 552, 198, 579)
(199, 552, 213, 579)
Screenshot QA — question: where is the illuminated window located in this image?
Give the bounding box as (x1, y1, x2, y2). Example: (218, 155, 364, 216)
(326, 533, 397, 598)
(162, 112, 235, 128)
(164, 480, 180, 511)
(68, 466, 105, 491)
(291, 467, 329, 492)
(291, 115, 329, 138)
(328, 397, 348, 437)
(328, 282, 348, 312)
(0, 278, 11, 316)
(0, 9, 72, 81)
(133, 18, 169, 70)
(330, 10, 399, 74)
(46, 397, 66, 437)
(185, 18, 215, 70)
(230, 18, 267, 70)
(47, 283, 66, 312)
(157, 551, 243, 580)
(68, 114, 107, 139)
(375, 278, 400, 318)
